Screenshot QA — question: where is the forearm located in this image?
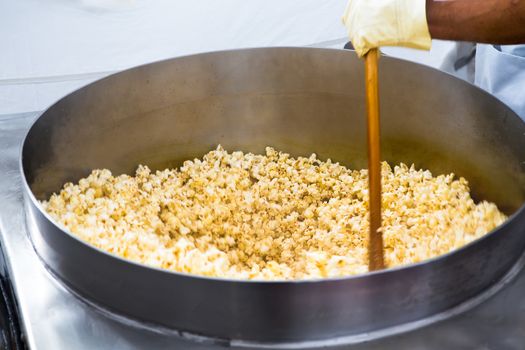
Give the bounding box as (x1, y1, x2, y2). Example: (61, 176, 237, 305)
(426, 0, 525, 44)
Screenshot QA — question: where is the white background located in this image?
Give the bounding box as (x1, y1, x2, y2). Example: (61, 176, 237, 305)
(0, 0, 453, 115)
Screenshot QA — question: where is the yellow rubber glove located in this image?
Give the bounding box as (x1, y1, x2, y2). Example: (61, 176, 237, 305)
(342, 0, 432, 57)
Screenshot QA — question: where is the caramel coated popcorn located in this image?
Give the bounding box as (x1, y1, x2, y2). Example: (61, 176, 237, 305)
(42, 146, 506, 280)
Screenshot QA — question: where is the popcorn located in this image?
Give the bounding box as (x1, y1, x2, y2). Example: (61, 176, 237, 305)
(42, 146, 506, 280)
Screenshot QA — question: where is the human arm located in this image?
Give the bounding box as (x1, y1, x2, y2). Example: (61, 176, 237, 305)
(427, 0, 525, 44)
(342, 0, 525, 57)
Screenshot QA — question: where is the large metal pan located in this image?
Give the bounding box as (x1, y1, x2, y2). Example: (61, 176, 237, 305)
(20, 48, 525, 344)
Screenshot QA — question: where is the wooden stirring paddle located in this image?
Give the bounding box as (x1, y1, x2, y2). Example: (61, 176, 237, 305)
(364, 48, 385, 271)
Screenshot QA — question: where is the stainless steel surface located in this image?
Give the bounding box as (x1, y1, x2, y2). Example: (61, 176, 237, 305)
(19, 47, 525, 344)
(1, 112, 525, 349)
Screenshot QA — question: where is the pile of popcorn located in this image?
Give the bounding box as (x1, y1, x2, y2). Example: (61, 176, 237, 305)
(42, 146, 506, 280)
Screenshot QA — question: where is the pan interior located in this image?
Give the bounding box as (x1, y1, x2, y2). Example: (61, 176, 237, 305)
(23, 48, 525, 216)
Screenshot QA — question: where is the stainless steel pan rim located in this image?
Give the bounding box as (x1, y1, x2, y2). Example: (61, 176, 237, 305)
(19, 47, 525, 342)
